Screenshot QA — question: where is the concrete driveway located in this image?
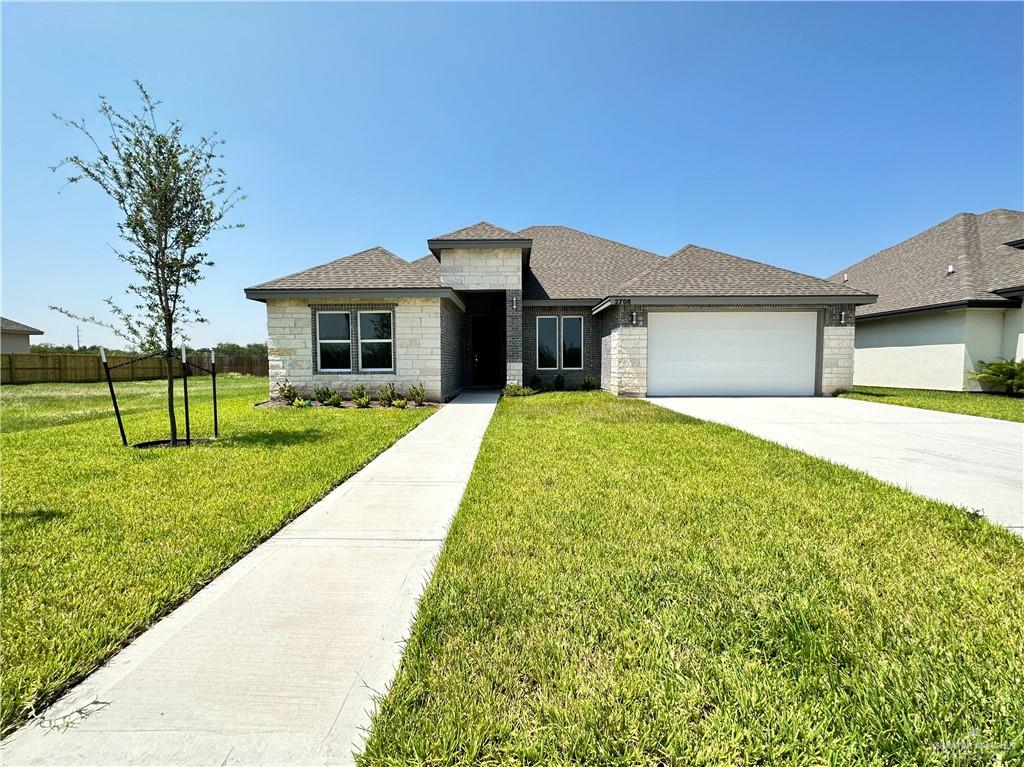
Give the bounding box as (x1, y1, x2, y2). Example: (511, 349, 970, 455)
(2, 390, 500, 767)
(649, 397, 1023, 534)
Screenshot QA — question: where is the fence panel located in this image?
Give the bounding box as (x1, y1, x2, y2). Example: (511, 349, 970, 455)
(0, 353, 268, 385)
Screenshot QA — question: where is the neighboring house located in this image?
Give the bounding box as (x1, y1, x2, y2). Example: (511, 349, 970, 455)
(245, 223, 874, 401)
(831, 209, 1024, 391)
(0, 317, 43, 353)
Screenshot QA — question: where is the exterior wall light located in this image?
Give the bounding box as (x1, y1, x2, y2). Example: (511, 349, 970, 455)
(630, 311, 638, 326)
(840, 311, 847, 326)
(512, 295, 518, 311)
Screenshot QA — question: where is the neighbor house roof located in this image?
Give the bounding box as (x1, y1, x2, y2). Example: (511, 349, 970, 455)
(0, 317, 43, 335)
(830, 209, 1024, 318)
(518, 225, 663, 301)
(600, 244, 873, 304)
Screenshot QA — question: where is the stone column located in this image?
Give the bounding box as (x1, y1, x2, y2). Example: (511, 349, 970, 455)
(505, 289, 523, 385)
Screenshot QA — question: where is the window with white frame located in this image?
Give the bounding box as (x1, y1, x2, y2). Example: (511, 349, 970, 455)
(316, 311, 351, 371)
(536, 316, 558, 370)
(359, 311, 394, 371)
(561, 316, 583, 369)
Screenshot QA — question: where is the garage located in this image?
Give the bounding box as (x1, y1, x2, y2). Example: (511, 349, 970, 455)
(647, 310, 818, 396)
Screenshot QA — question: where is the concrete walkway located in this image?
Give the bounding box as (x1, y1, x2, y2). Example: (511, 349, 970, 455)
(2, 390, 500, 767)
(650, 397, 1024, 535)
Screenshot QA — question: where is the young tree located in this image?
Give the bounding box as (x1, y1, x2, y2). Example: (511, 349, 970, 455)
(52, 82, 243, 444)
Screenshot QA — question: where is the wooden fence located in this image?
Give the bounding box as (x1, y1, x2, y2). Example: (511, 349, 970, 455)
(0, 353, 268, 385)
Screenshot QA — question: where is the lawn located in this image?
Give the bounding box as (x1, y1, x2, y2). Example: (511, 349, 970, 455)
(841, 385, 1024, 422)
(360, 393, 1024, 766)
(0, 376, 433, 734)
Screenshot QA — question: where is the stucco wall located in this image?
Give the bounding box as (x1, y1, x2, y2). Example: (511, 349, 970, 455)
(854, 307, 1021, 391)
(439, 247, 522, 291)
(1, 333, 30, 353)
(266, 296, 444, 400)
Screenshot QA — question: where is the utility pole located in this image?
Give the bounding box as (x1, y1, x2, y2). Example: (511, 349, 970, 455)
(76, 325, 81, 350)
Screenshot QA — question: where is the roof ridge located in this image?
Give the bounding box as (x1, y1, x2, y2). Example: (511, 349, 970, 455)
(519, 224, 662, 259)
(247, 246, 411, 290)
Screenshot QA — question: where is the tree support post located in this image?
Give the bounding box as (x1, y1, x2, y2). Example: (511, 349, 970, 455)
(100, 347, 128, 446)
(181, 345, 192, 447)
(211, 349, 219, 438)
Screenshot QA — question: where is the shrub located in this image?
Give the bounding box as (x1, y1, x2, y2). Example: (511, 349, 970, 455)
(407, 383, 426, 406)
(353, 396, 371, 408)
(313, 386, 335, 403)
(970, 358, 1024, 395)
(275, 379, 299, 404)
(529, 374, 542, 390)
(350, 384, 367, 400)
(580, 374, 598, 391)
(292, 397, 311, 408)
(502, 383, 535, 397)
(325, 393, 343, 407)
(378, 383, 398, 407)
(553, 374, 566, 391)
(392, 398, 408, 409)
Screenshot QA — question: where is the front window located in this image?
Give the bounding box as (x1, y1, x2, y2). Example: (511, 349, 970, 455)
(359, 311, 394, 371)
(317, 311, 351, 371)
(537, 316, 558, 370)
(561, 316, 583, 369)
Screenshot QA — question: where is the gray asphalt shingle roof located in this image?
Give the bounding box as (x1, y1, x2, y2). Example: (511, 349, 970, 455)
(830, 209, 1024, 317)
(618, 244, 873, 298)
(247, 223, 875, 303)
(0, 317, 43, 335)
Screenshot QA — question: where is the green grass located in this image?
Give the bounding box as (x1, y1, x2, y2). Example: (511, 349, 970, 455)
(360, 393, 1024, 766)
(841, 385, 1024, 422)
(0, 376, 432, 734)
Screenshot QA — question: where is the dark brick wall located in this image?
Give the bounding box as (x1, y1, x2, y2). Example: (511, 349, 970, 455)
(440, 299, 465, 400)
(506, 289, 523, 372)
(522, 305, 601, 388)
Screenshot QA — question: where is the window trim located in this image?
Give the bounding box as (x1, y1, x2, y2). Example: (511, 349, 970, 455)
(358, 309, 395, 372)
(536, 315, 559, 371)
(560, 315, 584, 370)
(316, 310, 352, 372)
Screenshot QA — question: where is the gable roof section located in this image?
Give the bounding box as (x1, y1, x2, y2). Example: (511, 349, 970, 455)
(614, 244, 873, 300)
(518, 225, 663, 300)
(0, 317, 43, 335)
(431, 221, 525, 242)
(246, 246, 442, 293)
(830, 209, 1024, 318)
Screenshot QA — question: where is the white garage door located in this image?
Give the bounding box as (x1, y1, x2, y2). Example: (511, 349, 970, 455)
(647, 311, 818, 396)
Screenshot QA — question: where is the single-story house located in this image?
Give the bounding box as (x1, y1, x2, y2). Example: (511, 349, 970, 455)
(0, 317, 43, 353)
(831, 209, 1024, 391)
(245, 223, 875, 401)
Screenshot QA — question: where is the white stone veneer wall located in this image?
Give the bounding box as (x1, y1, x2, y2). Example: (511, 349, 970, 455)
(821, 325, 855, 395)
(608, 326, 648, 396)
(439, 247, 522, 291)
(265, 296, 444, 401)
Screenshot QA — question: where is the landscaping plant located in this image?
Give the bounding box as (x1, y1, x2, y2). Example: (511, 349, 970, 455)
(391, 399, 408, 409)
(313, 386, 335, 403)
(580, 374, 599, 391)
(325, 394, 343, 407)
(502, 383, 535, 397)
(354, 396, 371, 408)
(407, 383, 426, 407)
(292, 397, 310, 408)
(51, 82, 244, 445)
(529, 374, 543, 390)
(378, 383, 398, 407)
(970, 358, 1024, 396)
(274, 379, 299, 404)
(351, 384, 367, 400)
(553, 374, 566, 391)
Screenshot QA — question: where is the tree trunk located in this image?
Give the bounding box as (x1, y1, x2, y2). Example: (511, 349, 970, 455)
(165, 332, 178, 446)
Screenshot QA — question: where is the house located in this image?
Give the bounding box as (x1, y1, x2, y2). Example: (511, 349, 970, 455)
(245, 223, 875, 401)
(0, 317, 43, 353)
(831, 209, 1024, 391)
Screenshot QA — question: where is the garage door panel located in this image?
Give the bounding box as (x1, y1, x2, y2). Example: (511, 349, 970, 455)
(647, 311, 817, 396)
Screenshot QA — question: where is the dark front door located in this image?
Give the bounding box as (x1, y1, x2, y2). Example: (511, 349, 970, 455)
(471, 314, 505, 386)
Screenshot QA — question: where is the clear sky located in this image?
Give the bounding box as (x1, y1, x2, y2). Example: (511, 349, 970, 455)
(3, 2, 1021, 349)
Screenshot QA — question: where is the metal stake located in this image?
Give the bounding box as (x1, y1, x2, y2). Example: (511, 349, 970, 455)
(211, 350, 219, 438)
(181, 345, 191, 447)
(100, 347, 128, 446)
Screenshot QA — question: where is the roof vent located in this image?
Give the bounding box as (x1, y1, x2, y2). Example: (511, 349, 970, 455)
(947, 264, 956, 275)
(842, 273, 849, 283)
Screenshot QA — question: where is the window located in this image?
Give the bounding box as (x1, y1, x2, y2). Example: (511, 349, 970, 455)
(359, 311, 393, 371)
(537, 316, 558, 370)
(561, 316, 583, 369)
(317, 311, 351, 371)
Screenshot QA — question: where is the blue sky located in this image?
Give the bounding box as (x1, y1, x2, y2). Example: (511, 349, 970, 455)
(3, 2, 1021, 348)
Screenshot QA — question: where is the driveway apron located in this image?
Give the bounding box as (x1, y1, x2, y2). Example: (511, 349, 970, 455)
(2, 390, 500, 767)
(649, 396, 1023, 535)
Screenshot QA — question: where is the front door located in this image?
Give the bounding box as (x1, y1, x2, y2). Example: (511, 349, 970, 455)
(471, 314, 505, 386)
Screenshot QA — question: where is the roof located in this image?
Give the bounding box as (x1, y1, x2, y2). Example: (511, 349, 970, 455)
(246, 246, 441, 292)
(519, 225, 663, 300)
(0, 317, 43, 335)
(830, 209, 1024, 318)
(430, 221, 527, 242)
(616, 244, 873, 300)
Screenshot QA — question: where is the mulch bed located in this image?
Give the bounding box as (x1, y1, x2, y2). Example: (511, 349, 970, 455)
(254, 399, 441, 410)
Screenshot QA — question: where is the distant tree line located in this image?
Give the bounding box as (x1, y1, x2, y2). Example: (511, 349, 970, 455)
(29, 341, 267, 356)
